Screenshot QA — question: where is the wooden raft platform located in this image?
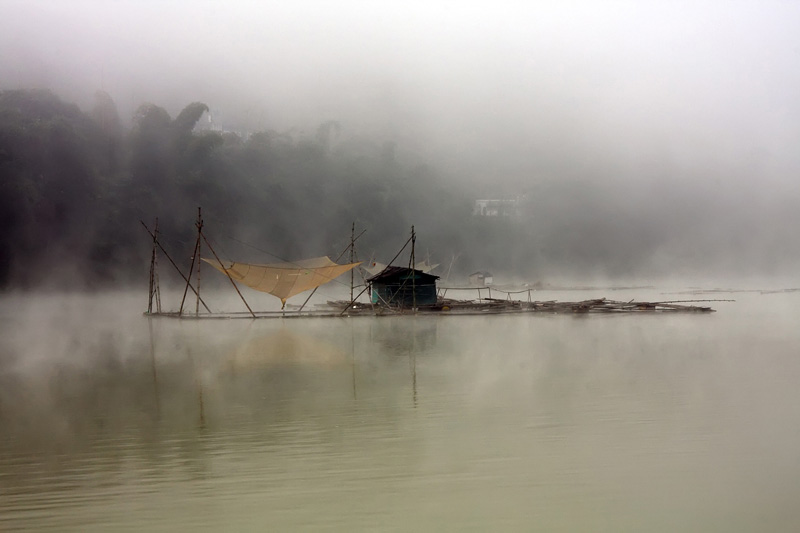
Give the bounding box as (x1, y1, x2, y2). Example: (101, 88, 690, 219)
(146, 297, 717, 319)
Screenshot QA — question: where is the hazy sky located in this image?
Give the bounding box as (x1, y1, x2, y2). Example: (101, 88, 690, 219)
(2, 0, 800, 187)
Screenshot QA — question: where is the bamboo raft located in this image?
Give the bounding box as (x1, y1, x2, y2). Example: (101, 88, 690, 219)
(146, 296, 718, 319)
(322, 297, 717, 316)
(142, 211, 721, 319)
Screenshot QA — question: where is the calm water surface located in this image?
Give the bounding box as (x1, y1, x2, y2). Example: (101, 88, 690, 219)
(1, 290, 799, 531)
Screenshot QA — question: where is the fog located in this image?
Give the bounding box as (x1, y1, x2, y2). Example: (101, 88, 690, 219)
(2, 1, 800, 285)
(4, 6, 800, 526)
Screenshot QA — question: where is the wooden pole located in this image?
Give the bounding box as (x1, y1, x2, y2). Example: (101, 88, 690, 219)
(350, 222, 355, 304)
(179, 229, 201, 317)
(147, 218, 158, 313)
(195, 208, 203, 316)
(371, 233, 413, 309)
(340, 284, 371, 316)
(411, 226, 416, 311)
(297, 227, 366, 313)
(141, 221, 211, 313)
(153, 219, 162, 313)
(201, 232, 256, 318)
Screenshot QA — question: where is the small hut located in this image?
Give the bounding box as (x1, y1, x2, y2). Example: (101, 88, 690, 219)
(469, 271, 493, 287)
(367, 266, 439, 307)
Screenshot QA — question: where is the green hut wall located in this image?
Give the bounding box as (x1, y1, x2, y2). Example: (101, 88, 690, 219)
(368, 268, 439, 307)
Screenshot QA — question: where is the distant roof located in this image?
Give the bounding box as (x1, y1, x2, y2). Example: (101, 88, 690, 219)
(469, 271, 493, 276)
(366, 266, 440, 283)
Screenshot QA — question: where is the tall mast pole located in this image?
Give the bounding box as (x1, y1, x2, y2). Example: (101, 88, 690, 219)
(195, 207, 203, 316)
(179, 209, 202, 317)
(411, 226, 416, 311)
(350, 222, 355, 304)
(147, 217, 158, 313)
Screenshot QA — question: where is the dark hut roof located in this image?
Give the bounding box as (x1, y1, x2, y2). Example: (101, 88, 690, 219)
(366, 266, 440, 284)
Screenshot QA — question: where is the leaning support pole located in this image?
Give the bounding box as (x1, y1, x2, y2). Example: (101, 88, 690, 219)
(195, 208, 203, 316)
(298, 226, 367, 313)
(201, 232, 256, 318)
(410, 226, 416, 311)
(179, 228, 201, 316)
(141, 221, 211, 313)
(340, 284, 371, 316)
(350, 222, 355, 304)
(147, 218, 158, 313)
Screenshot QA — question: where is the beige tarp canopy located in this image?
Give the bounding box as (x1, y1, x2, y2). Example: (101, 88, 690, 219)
(202, 256, 361, 308)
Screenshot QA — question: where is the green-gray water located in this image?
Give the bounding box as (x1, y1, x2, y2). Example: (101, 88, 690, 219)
(1, 290, 799, 531)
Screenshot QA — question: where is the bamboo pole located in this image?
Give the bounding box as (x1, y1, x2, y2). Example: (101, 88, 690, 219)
(201, 232, 256, 318)
(297, 227, 366, 313)
(363, 233, 412, 309)
(140, 221, 211, 313)
(195, 208, 202, 316)
(350, 222, 355, 303)
(411, 226, 416, 311)
(154, 225, 162, 314)
(179, 230, 201, 316)
(340, 284, 371, 316)
(147, 218, 159, 313)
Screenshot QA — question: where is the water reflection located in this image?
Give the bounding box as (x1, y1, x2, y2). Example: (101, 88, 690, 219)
(1, 292, 800, 531)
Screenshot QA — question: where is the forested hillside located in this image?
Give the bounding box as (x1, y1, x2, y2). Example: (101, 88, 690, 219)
(0, 89, 491, 288)
(2, 88, 799, 290)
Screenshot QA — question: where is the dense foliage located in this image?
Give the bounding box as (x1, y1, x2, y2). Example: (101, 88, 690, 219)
(0, 89, 479, 288)
(2, 89, 799, 290)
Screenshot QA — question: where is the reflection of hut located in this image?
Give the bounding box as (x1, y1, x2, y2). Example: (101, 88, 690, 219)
(469, 271, 493, 287)
(367, 267, 439, 307)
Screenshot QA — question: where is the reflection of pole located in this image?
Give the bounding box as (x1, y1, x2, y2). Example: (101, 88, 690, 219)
(187, 346, 205, 427)
(351, 319, 357, 400)
(148, 317, 161, 416)
(411, 318, 417, 408)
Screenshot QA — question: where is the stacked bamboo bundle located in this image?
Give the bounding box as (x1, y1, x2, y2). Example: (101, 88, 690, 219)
(436, 297, 716, 314)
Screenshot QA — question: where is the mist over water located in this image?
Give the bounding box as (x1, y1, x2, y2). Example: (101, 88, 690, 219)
(2, 290, 799, 531)
(3, 2, 800, 285)
(3, 1, 800, 530)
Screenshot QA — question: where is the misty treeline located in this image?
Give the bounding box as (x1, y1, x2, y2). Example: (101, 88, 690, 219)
(0, 88, 475, 289)
(2, 88, 799, 290)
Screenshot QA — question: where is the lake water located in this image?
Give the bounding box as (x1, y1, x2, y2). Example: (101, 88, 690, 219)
(1, 289, 799, 531)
